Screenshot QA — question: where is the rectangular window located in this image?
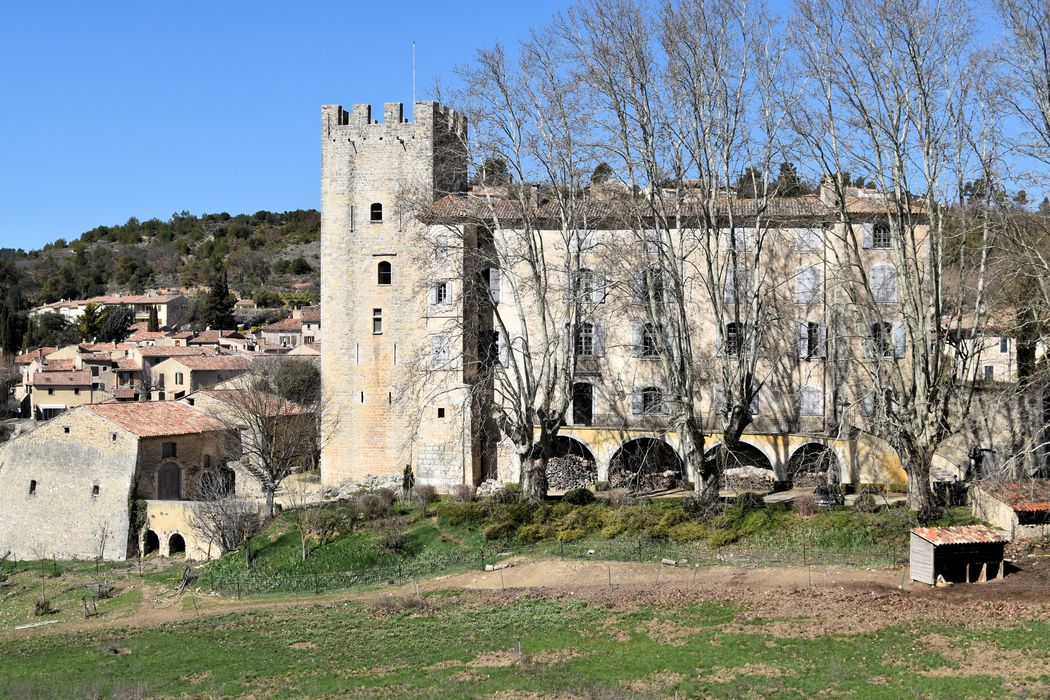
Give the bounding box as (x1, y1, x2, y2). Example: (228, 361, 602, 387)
(872, 222, 891, 248)
(574, 323, 594, 357)
(91, 366, 99, 377)
(175, 372, 184, 385)
(431, 334, 450, 363)
(872, 322, 893, 357)
(162, 442, 177, 458)
(983, 365, 994, 382)
(436, 282, 449, 304)
(724, 323, 743, 356)
(372, 309, 383, 335)
(1000, 336, 1009, 353)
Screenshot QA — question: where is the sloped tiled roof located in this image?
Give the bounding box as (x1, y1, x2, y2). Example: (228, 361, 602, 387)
(169, 355, 253, 371)
(88, 401, 225, 437)
(262, 318, 302, 333)
(189, 329, 244, 344)
(41, 359, 74, 371)
(976, 480, 1050, 513)
(193, 389, 309, 415)
(15, 348, 57, 365)
(298, 306, 320, 323)
(136, 345, 219, 358)
(29, 370, 92, 387)
(911, 526, 1008, 546)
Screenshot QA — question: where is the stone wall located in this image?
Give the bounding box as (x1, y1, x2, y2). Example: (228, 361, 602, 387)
(134, 431, 229, 501)
(0, 408, 138, 561)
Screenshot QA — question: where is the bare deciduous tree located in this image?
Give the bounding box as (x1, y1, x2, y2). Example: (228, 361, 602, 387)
(188, 476, 263, 566)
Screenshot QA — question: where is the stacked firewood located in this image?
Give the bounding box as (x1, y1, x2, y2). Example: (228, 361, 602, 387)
(721, 466, 775, 491)
(545, 455, 597, 490)
(610, 468, 681, 492)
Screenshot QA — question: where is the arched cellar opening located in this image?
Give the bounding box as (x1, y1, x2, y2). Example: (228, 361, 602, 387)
(709, 443, 775, 491)
(143, 530, 160, 556)
(168, 533, 186, 557)
(610, 438, 685, 493)
(785, 443, 840, 488)
(540, 435, 597, 490)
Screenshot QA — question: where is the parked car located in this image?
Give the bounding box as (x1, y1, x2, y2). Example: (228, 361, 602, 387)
(813, 484, 844, 506)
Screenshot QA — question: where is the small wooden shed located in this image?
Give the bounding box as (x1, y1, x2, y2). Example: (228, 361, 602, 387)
(910, 526, 1008, 585)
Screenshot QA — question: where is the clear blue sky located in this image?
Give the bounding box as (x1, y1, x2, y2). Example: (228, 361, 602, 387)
(0, 1, 572, 250)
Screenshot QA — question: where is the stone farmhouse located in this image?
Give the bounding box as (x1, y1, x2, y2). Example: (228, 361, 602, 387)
(150, 355, 254, 401)
(319, 100, 1032, 494)
(0, 401, 234, 561)
(258, 306, 321, 351)
(28, 293, 190, 328)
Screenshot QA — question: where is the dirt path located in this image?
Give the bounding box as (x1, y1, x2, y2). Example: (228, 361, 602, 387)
(3, 556, 1049, 642)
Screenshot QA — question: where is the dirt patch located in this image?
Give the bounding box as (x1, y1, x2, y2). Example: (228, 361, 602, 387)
(915, 634, 1050, 680)
(708, 663, 790, 683)
(530, 647, 585, 664)
(289, 641, 318, 650)
(635, 618, 697, 646)
(468, 650, 519, 668)
(624, 671, 686, 693)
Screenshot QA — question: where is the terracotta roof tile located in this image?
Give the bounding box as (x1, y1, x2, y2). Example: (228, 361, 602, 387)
(41, 359, 75, 371)
(911, 526, 1008, 546)
(169, 355, 253, 371)
(137, 346, 219, 358)
(30, 370, 92, 387)
(262, 317, 302, 333)
(976, 480, 1050, 513)
(88, 401, 225, 437)
(15, 348, 57, 364)
(298, 306, 320, 323)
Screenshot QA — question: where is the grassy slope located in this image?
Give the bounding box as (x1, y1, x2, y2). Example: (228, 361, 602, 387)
(0, 594, 1046, 698)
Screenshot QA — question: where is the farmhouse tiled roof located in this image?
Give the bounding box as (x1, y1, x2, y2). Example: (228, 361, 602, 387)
(15, 348, 57, 365)
(298, 306, 320, 323)
(29, 370, 92, 387)
(170, 355, 253, 371)
(88, 401, 225, 437)
(41, 359, 74, 371)
(194, 389, 309, 415)
(423, 190, 925, 225)
(114, 358, 140, 371)
(189, 329, 244, 344)
(262, 318, 302, 333)
(136, 346, 219, 358)
(977, 480, 1050, 513)
(911, 525, 1008, 546)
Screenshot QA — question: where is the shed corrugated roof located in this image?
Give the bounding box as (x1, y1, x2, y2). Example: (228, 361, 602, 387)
(911, 526, 1008, 546)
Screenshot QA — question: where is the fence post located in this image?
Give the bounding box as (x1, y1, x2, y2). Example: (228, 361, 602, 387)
(803, 541, 807, 568)
(480, 547, 485, 571)
(398, 561, 403, 584)
(314, 572, 320, 595)
(637, 540, 643, 562)
(236, 575, 241, 600)
(560, 540, 565, 558)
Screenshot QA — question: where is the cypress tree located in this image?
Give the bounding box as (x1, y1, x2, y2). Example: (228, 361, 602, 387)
(204, 265, 236, 330)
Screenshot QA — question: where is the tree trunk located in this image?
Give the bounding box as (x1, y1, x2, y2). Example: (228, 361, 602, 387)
(520, 455, 548, 504)
(681, 418, 717, 499)
(903, 445, 937, 523)
(265, 489, 276, 520)
(300, 532, 308, 562)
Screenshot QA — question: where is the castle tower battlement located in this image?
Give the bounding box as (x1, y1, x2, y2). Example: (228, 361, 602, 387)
(319, 101, 471, 489)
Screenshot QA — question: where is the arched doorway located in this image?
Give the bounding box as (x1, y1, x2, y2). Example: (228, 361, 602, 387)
(708, 442, 775, 491)
(609, 438, 684, 492)
(158, 463, 182, 500)
(542, 435, 598, 489)
(168, 533, 186, 557)
(786, 443, 840, 488)
(143, 530, 160, 556)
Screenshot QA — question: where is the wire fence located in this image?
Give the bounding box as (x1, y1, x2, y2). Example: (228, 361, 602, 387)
(203, 538, 905, 598)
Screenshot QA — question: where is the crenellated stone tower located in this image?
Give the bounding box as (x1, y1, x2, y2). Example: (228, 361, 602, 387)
(319, 101, 472, 489)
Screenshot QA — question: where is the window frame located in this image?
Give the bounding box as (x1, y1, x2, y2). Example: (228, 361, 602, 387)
(372, 308, 383, 335)
(369, 202, 383, 223)
(377, 261, 392, 285)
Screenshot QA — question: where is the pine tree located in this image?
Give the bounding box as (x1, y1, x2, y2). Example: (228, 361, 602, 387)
(147, 306, 159, 332)
(203, 265, 236, 330)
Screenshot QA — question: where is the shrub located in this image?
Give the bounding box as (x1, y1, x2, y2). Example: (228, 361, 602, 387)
(794, 493, 817, 516)
(518, 523, 557, 543)
(683, 493, 722, 520)
(491, 485, 521, 504)
(556, 527, 586, 542)
(707, 528, 741, 548)
(593, 481, 610, 492)
(735, 492, 766, 513)
(854, 492, 879, 513)
(434, 501, 489, 527)
(415, 484, 438, 506)
(452, 484, 476, 503)
(669, 521, 706, 543)
(34, 599, 54, 616)
(608, 488, 631, 507)
(373, 488, 396, 507)
(563, 488, 596, 505)
(380, 528, 406, 552)
(482, 520, 518, 541)
(358, 493, 391, 520)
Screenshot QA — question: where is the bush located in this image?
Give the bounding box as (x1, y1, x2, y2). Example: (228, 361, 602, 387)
(794, 493, 817, 516)
(593, 481, 610, 492)
(452, 484, 476, 503)
(683, 493, 722, 520)
(735, 492, 766, 513)
(854, 492, 879, 513)
(556, 527, 586, 542)
(668, 521, 706, 543)
(358, 494, 391, 520)
(482, 520, 519, 541)
(434, 501, 489, 526)
(563, 488, 596, 505)
(415, 484, 438, 506)
(373, 488, 396, 507)
(518, 523, 557, 543)
(380, 528, 406, 552)
(491, 485, 521, 504)
(34, 599, 54, 616)
(608, 488, 631, 507)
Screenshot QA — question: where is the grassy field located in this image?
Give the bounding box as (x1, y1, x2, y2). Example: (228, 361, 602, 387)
(0, 585, 1047, 699)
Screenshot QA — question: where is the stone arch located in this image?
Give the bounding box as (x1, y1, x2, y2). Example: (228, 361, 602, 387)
(610, 437, 685, 492)
(168, 533, 186, 557)
(143, 529, 160, 556)
(785, 442, 841, 487)
(708, 442, 776, 490)
(542, 435, 598, 489)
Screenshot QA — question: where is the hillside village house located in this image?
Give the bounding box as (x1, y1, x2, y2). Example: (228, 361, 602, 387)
(0, 402, 235, 561)
(259, 306, 321, 350)
(151, 354, 254, 401)
(28, 293, 190, 328)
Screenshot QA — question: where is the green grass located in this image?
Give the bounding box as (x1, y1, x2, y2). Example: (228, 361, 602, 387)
(0, 592, 1046, 698)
